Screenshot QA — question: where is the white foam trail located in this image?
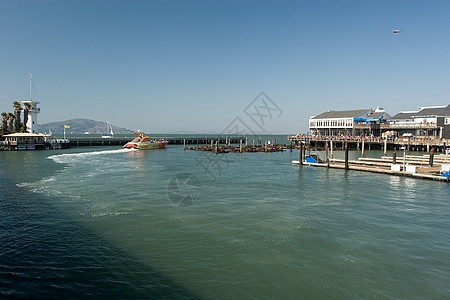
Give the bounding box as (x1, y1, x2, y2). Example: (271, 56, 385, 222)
(17, 176, 56, 190)
(47, 148, 137, 162)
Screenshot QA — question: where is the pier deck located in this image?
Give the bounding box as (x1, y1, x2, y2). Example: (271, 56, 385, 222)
(289, 136, 448, 152)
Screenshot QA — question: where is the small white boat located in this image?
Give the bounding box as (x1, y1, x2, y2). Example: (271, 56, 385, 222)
(102, 121, 114, 138)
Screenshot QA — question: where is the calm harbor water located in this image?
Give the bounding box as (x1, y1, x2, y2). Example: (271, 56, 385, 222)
(1, 137, 449, 299)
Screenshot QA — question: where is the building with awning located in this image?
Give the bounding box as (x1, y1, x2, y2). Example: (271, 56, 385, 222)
(309, 107, 390, 137)
(2, 133, 46, 150)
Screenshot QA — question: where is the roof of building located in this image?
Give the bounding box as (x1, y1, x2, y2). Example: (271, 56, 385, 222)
(363, 110, 391, 120)
(390, 104, 450, 120)
(3, 133, 45, 137)
(311, 109, 370, 120)
(416, 104, 450, 117)
(389, 112, 417, 120)
(311, 108, 391, 121)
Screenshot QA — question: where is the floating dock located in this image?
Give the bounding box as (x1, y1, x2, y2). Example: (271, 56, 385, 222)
(293, 152, 450, 182)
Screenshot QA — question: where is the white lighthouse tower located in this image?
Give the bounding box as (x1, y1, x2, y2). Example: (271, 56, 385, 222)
(22, 74, 40, 133)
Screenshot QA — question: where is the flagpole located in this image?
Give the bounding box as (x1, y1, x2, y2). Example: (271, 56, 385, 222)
(64, 126, 66, 140)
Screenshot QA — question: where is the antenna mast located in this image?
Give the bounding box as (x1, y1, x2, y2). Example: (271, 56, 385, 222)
(29, 73, 32, 100)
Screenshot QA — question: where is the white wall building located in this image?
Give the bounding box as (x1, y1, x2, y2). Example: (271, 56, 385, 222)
(309, 108, 390, 137)
(22, 100, 40, 133)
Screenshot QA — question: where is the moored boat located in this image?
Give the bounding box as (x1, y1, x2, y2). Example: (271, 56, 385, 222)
(123, 132, 167, 150)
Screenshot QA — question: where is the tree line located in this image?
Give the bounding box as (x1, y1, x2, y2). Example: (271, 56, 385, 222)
(1, 101, 31, 136)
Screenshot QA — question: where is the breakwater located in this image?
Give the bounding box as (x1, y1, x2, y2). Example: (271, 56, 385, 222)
(68, 136, 247, 147)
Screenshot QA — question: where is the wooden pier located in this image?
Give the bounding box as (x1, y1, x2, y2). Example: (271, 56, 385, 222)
(289, 135, 448, 153)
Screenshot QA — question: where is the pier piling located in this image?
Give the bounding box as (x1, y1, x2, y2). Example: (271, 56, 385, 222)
(345, 142, 349, 170)
(299, 143, 303, 165)
(330, 140, 334, 159)
(326, 142, 330, 167)
(384, 138, 387, 155)
(361, 139, 365, 157)
(429, 148, 435, 167)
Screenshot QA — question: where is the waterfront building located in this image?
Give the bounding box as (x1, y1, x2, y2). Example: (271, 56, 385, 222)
(309, 107, 390, 137)
(385, 105, 450, 139)
(2, 133, 46, 150)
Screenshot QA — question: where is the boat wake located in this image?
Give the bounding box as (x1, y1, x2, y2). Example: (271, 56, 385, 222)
(15, 148, 141, 221)
(47, 148, 137, 163)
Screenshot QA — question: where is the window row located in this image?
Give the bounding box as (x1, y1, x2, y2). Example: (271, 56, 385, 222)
(310, 118, 353, 128)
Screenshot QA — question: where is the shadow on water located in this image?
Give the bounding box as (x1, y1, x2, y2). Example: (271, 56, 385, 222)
(0, 176, 202, 300)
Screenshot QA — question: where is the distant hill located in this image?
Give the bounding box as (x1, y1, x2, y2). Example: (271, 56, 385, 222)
(36, 118, 134, 134)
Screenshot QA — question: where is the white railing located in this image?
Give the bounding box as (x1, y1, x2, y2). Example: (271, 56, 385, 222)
(381, 123, 437, 129)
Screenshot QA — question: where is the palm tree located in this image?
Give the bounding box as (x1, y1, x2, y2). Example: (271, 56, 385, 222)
(7, 113, 15, 132)
(13, 101, 22, 132)
(1, 112, 8, 135)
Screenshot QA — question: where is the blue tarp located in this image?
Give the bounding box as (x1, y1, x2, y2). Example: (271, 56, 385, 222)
(354, 117, 382, 122)
(440, 171, 450, 178)
(306, 156, 318, 163)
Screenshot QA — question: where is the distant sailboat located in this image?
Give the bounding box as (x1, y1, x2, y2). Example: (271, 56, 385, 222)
(102, 121, 114, 138)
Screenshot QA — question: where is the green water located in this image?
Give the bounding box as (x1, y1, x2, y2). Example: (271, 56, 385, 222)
(1, 143, 449, 299)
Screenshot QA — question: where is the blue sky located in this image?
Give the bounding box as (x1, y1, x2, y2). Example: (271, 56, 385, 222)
(1, 0, 449, 134)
